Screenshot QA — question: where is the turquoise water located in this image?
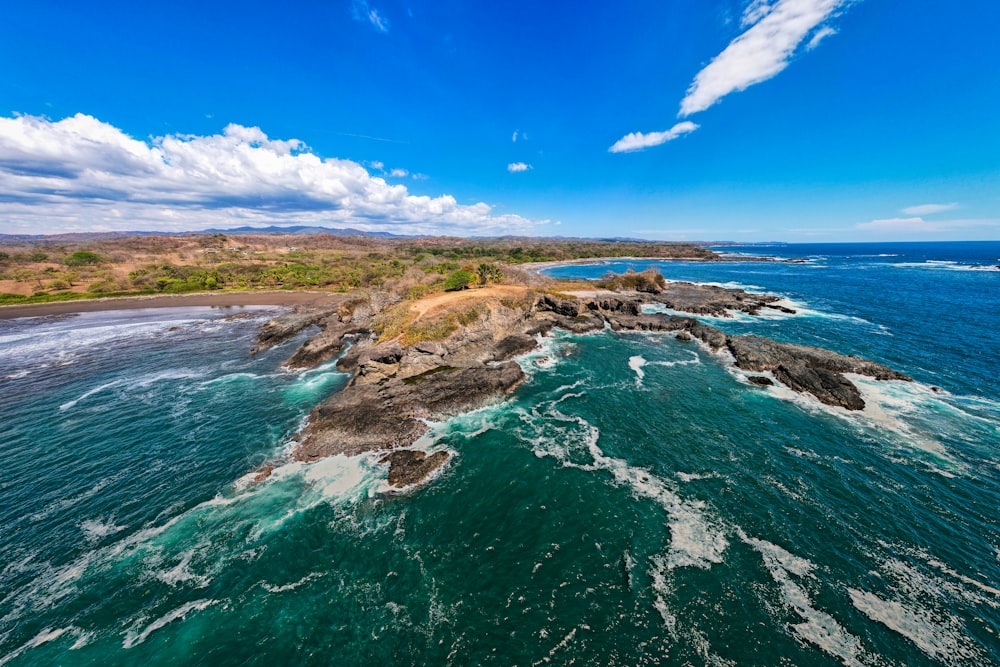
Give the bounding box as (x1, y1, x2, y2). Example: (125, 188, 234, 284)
(1, 242, 999, 665)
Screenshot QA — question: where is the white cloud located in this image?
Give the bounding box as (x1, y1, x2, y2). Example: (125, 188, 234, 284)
(369, 160, 384, 171)
(679, 0, 849, 117)
(608, 121, 699, 153)
(512, 130, 518, 143)
(901, 202, 959, 216)
(388, 168, 408, 177)
(507, 162, 532, 173)
(806, 25, 837, 50)
(742, 0, 775, 27)
(352, 0, 389, 33)
(856, 216, 1000, 234)
(0, 113, 542, 235)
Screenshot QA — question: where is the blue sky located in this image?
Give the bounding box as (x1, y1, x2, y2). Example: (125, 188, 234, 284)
(0, 0, 998, 241)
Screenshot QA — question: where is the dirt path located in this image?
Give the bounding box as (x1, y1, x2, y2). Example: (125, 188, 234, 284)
(408, 286, 529, 321)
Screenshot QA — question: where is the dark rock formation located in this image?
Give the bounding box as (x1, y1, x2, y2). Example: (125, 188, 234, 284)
(747, 375, 774, 387)
(252, 280, 909, 488)
(647, 281, 794, 317)
(724, 335, 910, 409)
(379, 450, 450, 488)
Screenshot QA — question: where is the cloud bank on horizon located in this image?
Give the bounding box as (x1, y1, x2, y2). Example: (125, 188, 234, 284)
(0, 113, 542, 235)
(611, 0, 852, 152)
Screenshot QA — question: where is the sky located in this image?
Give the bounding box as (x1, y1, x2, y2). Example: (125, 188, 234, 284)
(0, 0, 998, 241)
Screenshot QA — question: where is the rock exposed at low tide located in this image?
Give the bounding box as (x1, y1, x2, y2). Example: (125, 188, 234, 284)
(253, 282, 910, 488)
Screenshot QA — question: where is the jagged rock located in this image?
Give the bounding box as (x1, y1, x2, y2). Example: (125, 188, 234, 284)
(493, 334, 539, 361)
(285, 322, 365, 369)
(643, 281, 792, 317)
(551, 312, 605, 334)
(359, 340, 404, 365)
(773, 360, 865, 410)
(251, 308, 333, 354)
(687, 321, 728, 350)
(747, 375, 774, 386)
(380, 450, 450, 488)
(296, 385, 428, 460)
(725, 335, 911, 410)
(414, 341, 446, 356)
(536, 294, 581, 317)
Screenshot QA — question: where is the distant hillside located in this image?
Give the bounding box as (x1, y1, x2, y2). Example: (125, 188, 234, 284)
(0, 225, 407, 242)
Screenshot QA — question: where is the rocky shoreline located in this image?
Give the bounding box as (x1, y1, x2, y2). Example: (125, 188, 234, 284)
(251, 280, 911, 488)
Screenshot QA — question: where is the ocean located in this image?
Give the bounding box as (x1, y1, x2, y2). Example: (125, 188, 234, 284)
(1, 241, 998, 666)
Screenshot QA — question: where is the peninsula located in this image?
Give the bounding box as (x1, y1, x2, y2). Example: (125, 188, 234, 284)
(250, 268, 911, 489)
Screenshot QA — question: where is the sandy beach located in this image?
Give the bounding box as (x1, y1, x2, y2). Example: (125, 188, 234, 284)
(0, 290, 341, 319)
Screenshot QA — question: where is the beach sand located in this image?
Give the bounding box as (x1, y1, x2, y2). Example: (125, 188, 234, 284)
(0, 290, 341, 319)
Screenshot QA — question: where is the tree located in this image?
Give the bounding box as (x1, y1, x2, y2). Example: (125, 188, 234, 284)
(64, 251, 103, 267)
(477, 262, 503, 285)
(443, 269, 473, 291)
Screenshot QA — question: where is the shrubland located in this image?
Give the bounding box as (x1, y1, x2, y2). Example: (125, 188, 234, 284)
(0, 232, 714, 305)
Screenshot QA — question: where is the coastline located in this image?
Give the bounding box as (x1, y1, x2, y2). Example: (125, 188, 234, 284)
(517, 256, 717, 274)
(0, 290, 341, 319)
(517, 253, 790, 275)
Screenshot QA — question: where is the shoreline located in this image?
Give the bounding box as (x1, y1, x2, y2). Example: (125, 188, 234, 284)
(517, 253, 790, 275)
(517, 256, 717, 274)
(0, 290, 341, 319)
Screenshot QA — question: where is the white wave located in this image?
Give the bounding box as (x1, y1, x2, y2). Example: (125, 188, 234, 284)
(675, 471, 719, 482)
(0, 626, 85, 666)
(0, 318, 199, 363)
(892, 261, 1000, 272)
(60, 369, 207, 411)
(154, 549, 210, 588)
(869, 544, 1000, 614)
(198, 371, 263, 387)
(513, 332, 571, 377)
(59, 380, 124, 411)
(122, 599, 218, 649)
(517, 393, 728, 571)
(848, 589, 982, 664)
(730, 363, 969, 477)
(628, 355, 646, 385)
(739, 530, 867, 666)
(80, 517, 125, 541)
(849, 375, 969, 473)
(260, 572, 325, 594)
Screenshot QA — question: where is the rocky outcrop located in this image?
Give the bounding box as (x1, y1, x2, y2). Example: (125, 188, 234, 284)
(724, 335, 910, 410)
(250, 307, 336, 355)
(380, 450, 450, 488)
(253, 281, 909, 489)
(648, 281, 795, 317)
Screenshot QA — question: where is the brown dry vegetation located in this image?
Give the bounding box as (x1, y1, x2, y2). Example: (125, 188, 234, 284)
(0, 232, 715, 305)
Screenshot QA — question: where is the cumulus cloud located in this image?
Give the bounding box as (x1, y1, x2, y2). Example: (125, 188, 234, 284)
(512, 130, 518, 143)
(608, 121, 699, 153)
(0, 113, 542, 235)
(901, 202, 959, 216)
(679, 0, 850, 117)
(352, 0, 389, 33)
(388, 168, 408, 178)
(507, 162, 532, 173)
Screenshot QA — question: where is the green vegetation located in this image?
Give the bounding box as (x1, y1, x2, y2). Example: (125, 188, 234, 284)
(0, 233, 715, 304)
(64, 251, 104, 266)
(443, 269, 474, 291)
